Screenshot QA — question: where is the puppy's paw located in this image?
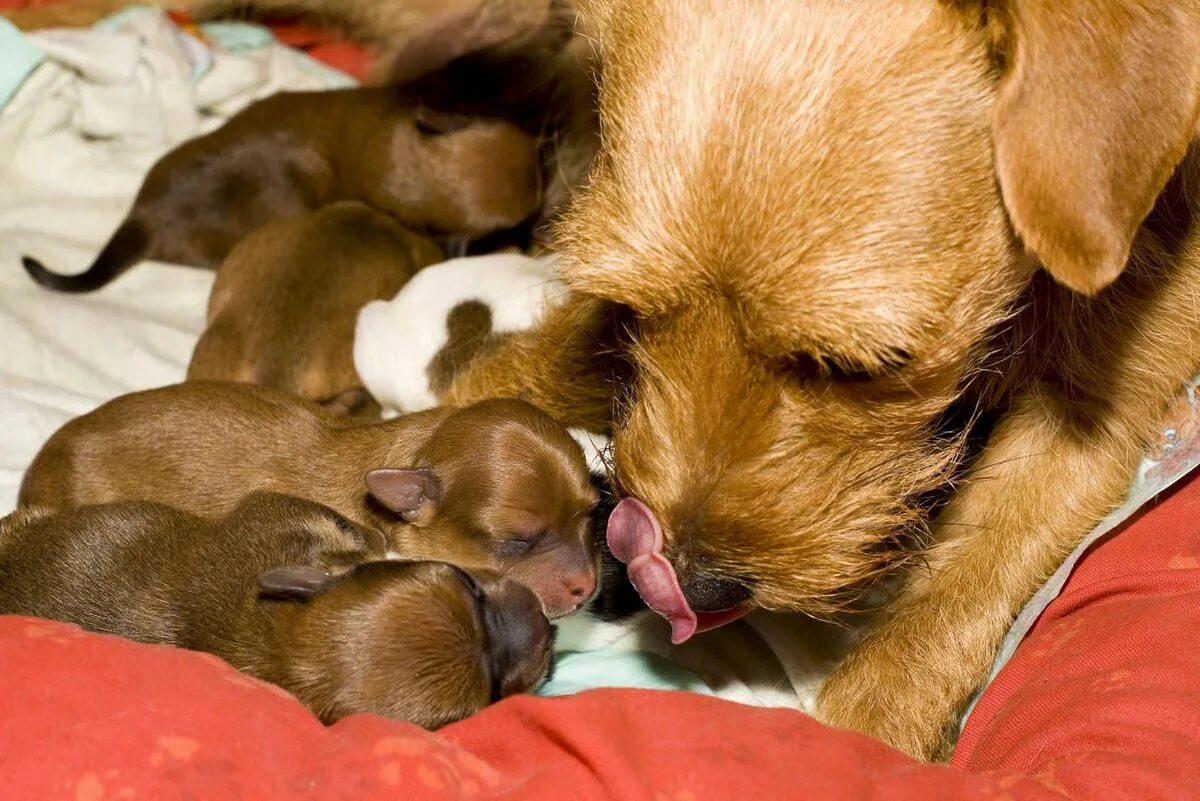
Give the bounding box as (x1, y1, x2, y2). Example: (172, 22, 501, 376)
(815, 629, 961, 762)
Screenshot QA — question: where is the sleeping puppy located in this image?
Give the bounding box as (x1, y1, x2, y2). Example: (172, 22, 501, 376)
(188, 201, 445, 417)
(19, 383, 599, 619)
(21, 85, 541, 293)
(0, 492, 553, 728)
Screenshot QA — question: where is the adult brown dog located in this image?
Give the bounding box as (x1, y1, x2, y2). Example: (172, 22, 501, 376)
(188, 201, 444, 416)
(20, 384, 599, 619)
(443, 0, 1200, 759)
(0, 492, 552, 728)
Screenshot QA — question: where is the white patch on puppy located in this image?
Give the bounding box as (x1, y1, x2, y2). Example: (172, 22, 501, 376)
(354, 252, 565, 414)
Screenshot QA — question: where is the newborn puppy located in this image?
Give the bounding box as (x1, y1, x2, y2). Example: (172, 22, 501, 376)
(188, 202, 445, 417)
(22, 85, 541, 293)
(0, 493, 553, 728)
(20, 383, 599, 618)
(354, 251, 564, 414)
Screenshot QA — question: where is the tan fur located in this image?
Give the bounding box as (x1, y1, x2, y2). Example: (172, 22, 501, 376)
(188, 202, 444, 416)
(0, 492, 552, 728)
(445, 0, 1200, 759)
(20, 383, 600, 618)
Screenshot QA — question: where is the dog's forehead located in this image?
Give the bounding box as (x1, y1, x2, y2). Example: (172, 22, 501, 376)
(565, 0, 1010, 362)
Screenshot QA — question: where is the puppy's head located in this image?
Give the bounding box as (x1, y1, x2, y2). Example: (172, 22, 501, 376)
(402, 109, 543, 235)
(562, 0, 1200, 639)
(366, 399, 601, 619)
(262, 560, 552, 728)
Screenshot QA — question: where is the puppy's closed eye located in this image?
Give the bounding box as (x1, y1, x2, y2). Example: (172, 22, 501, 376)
(493, 535, 541, 559)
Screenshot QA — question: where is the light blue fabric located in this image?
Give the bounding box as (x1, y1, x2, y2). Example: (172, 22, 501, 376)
(0, 18, 44, 110)
(199, 21, 276, 52)
(537, 649, 715, 697)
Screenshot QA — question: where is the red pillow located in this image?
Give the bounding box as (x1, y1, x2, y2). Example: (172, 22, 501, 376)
(3, 470, 1198, 799)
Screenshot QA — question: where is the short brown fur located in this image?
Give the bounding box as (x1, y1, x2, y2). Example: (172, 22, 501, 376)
(22, 85, 540, 292)
(0, 492, 553, 728)
(187, 201, 444, 416)
(20, 384, 600, 618)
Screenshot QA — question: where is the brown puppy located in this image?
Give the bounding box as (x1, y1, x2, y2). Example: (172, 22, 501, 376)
(22, 85, 540, 293)
(0, 492, 552, 728)
(20, 383, 599, 618)
(444, 0, 1200, 759)
(187, 201, 444, 416)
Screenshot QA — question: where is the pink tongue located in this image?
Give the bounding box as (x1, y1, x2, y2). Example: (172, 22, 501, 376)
(606, 497, 699, 644)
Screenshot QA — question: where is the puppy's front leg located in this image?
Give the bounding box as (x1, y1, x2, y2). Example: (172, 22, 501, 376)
(442, 291, 633, 432)
(816, 389, 1150, 761)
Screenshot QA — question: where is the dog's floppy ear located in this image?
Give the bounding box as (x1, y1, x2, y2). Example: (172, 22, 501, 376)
(257, 566, 338, 601)
(365, 467, 443, 526)
(991, 1, 1200, 295)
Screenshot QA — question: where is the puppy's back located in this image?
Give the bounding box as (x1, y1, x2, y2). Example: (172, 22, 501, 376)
(189, 202, 444, 408)
(0, 493, 378, 648)
(18, 382, 334, 513)
(0, 502, 205, 642)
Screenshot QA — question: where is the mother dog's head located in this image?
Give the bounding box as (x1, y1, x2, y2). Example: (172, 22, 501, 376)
(557, 0, 1200, 640)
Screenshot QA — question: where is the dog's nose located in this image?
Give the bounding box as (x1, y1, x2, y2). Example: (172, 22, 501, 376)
(679, 571, 751, 612)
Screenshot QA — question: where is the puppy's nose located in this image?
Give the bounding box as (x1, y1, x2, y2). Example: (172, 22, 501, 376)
(563, 571, 596, 600)
(679, 571, 751, 612)
(481, 585, 553, 700)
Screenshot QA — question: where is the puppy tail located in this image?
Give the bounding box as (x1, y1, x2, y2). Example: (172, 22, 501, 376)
(22, 220, 148, 293)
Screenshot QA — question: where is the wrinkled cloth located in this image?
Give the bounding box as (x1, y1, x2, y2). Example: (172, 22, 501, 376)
(0, 7, 352, 512)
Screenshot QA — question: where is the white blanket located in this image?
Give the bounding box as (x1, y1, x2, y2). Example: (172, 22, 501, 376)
(0, 10, 352, 511)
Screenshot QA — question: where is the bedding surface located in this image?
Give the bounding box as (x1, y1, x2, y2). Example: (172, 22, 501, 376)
(3, 464, 1197, 799)
(0, 9, 351, 512)
(2, 6, 1199, 777)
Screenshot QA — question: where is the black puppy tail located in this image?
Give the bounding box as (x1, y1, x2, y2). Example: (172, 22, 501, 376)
(22, 221, 148, 293)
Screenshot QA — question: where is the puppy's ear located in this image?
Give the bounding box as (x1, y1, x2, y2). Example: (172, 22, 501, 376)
(991, 1, 1200, 295)
(258, 566, 338, 601)
(365, 467, 443, 526)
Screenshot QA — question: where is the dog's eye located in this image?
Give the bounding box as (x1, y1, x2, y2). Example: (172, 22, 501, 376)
(783, 352, 874, 382)
(783, 348, 910, 382)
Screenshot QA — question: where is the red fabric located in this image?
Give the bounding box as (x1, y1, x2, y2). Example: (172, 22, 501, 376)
(2, 471, 1198, 799)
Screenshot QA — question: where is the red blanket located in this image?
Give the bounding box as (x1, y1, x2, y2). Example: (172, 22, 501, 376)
(3, 471, 1198, 799)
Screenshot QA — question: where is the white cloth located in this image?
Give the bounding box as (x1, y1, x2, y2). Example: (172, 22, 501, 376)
(0, 9, 353, 512)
